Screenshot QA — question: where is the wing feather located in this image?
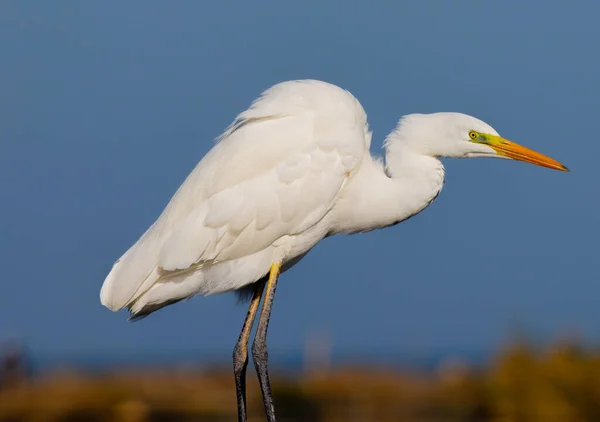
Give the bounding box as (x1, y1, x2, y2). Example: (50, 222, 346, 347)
(100, 80, 370, 311)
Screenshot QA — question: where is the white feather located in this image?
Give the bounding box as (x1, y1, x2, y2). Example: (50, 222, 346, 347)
(101, 79, 556, 317)
(100, 80, 370, 312)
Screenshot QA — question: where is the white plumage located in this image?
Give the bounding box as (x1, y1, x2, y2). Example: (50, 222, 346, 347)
(100, 79, 567, 318)
(100, 80, 370, 315)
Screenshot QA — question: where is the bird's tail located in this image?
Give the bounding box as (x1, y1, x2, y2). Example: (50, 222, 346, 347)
(125, 268, 204, 319)
(100, 223, 164, 312)
(100, 220, 208, 319)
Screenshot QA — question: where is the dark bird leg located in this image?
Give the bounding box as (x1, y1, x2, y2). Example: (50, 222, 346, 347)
(233, 279, 266, 422)
(252, 262, 281, 422)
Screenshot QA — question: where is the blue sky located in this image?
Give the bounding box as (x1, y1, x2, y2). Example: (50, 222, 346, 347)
(0, 1, 597, 364)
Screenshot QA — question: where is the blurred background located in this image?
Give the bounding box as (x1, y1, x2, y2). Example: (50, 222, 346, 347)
(1, 1, 598, 421)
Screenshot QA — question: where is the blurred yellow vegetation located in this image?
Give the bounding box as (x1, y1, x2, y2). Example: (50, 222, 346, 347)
(2, 337, 600, 421)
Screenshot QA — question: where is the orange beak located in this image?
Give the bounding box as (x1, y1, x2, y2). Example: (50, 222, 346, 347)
(486, 136, 569, 172)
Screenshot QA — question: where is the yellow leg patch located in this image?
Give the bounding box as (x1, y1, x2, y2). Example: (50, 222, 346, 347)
(267, 262, 282, 293)
(236, 286, 263, 354)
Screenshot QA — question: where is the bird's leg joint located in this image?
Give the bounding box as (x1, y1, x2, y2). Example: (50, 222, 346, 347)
(251, 338, 269, 368)
(233, 342, 249, 376)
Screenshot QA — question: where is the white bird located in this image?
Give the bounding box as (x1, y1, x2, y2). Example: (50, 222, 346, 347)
(100, 79, 567, 422)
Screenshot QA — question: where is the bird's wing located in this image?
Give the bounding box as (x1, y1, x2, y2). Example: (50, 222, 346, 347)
(100, 89, 368, 310)
(158, 113, 367, 268)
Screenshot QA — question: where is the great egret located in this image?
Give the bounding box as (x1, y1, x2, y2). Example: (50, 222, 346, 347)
(100, 79, 567, 422)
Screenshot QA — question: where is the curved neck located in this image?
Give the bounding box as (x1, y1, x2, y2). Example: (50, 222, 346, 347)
(331, 146, 445, 234)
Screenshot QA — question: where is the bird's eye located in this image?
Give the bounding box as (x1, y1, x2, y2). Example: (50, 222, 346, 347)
(469, 131, 478, 140)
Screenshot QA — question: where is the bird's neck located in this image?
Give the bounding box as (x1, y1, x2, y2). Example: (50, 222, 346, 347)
(331, 145, 445, 234)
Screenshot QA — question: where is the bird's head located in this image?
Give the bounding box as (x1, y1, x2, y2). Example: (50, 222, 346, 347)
(387, 112, 568, 171)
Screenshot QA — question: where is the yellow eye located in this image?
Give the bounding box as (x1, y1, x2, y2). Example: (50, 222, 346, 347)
(469, 131, 478, 140)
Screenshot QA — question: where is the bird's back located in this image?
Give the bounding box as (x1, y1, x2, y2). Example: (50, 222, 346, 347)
(100, 80, 371, 314)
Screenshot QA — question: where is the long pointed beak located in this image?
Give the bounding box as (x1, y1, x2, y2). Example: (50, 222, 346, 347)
(486, 136, 569, 172)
